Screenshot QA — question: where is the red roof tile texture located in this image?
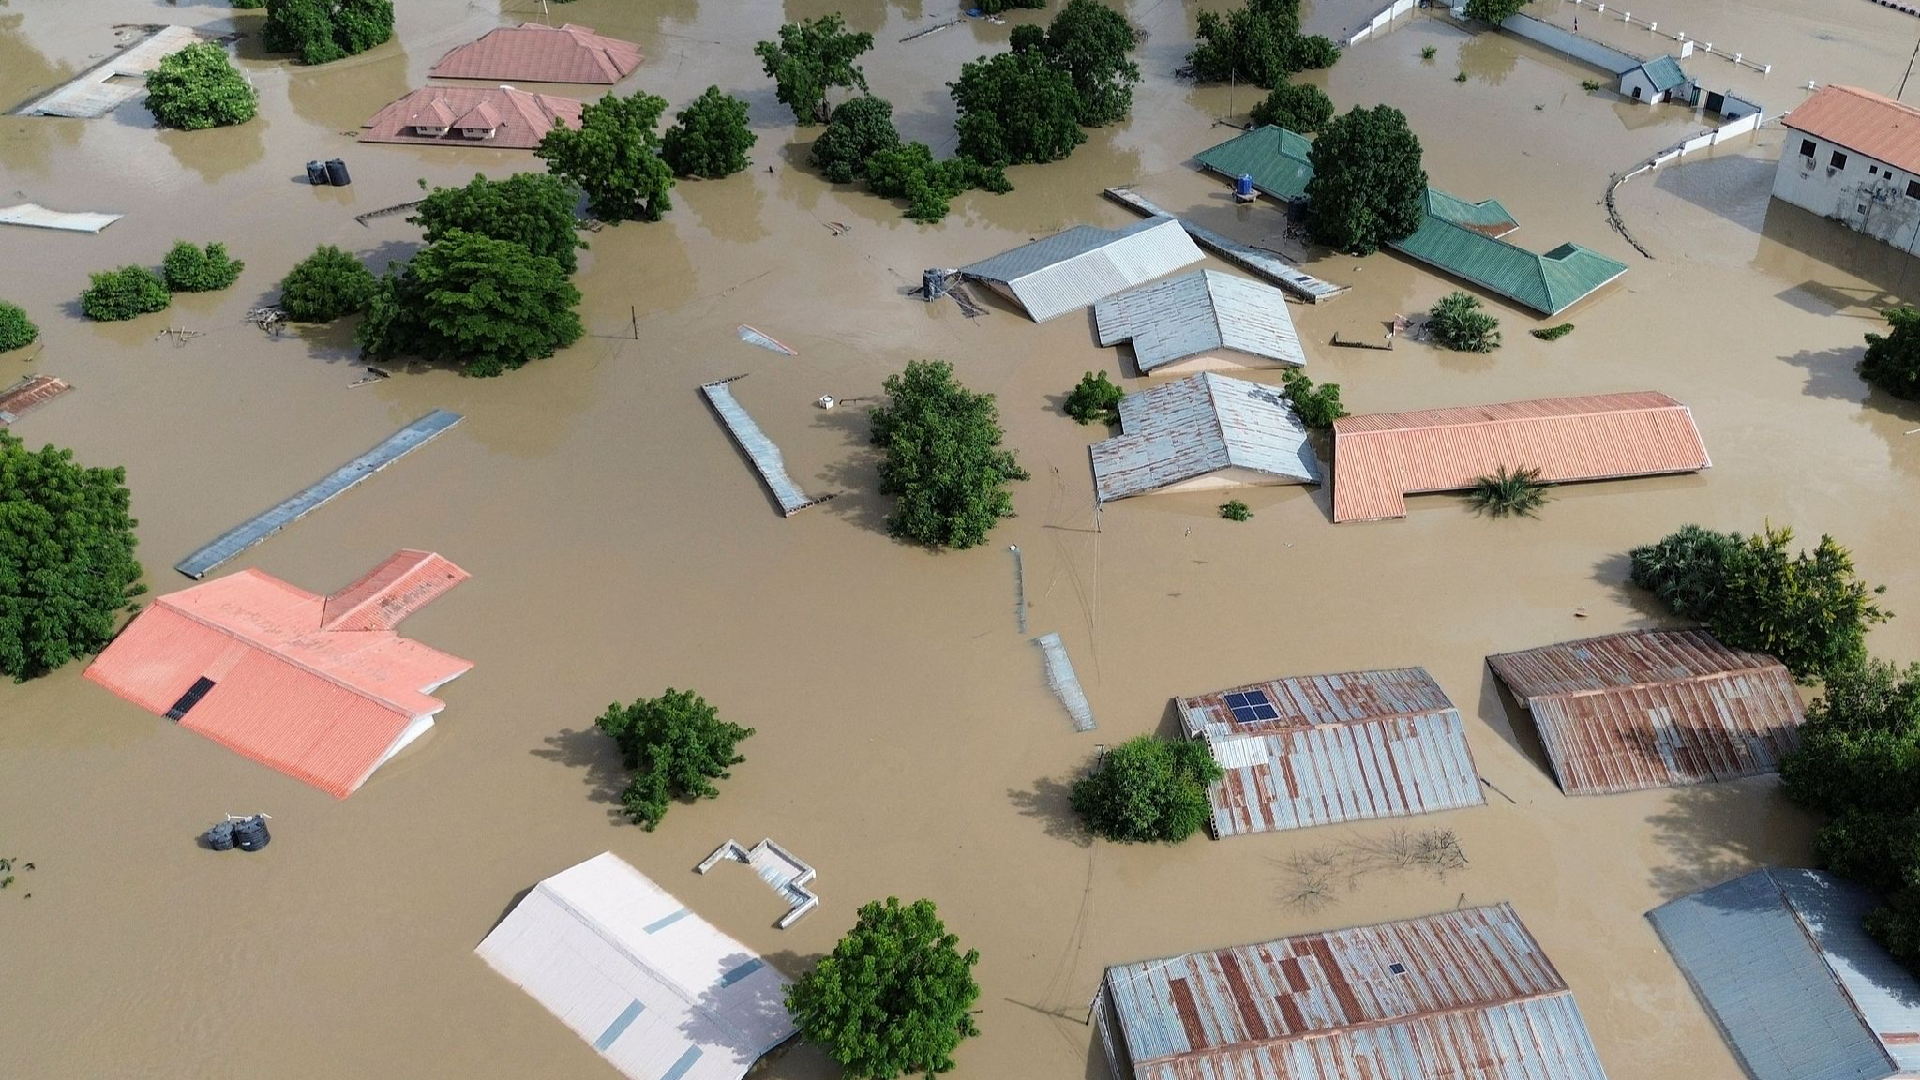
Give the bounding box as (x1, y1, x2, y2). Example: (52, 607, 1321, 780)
(360, 87, 582, 149)
(85, 551, 472, 798)
(1783, 84, 1920, 177)
(429, 23, 641, 84)
(1330, 391, 1709, 522)
(0, 375, 72, 425)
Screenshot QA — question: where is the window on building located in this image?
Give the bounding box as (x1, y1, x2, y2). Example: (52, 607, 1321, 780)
(1798, 138, 1816, 158)
(1870, 165, 1880, 176)
(1908, 180, 1920, 199)
(1831, 150, 1849, 170)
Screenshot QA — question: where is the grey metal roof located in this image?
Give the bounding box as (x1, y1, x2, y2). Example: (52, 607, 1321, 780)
(1089, 373, 1320, 501)
(1637, 55, 1691, 93)
(957, 217, 1204, 322)
(1649, 869, 1920, 1080)
(1094, 270, 1306, 374)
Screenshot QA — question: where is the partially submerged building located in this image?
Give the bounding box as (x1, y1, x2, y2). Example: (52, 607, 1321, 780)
(1330, 391, 1710, 523)
(1089, 372, 1320, 502)
(954, 217, 1204, 322)
(1093, 269, 1306, 375)
(1619, 55, 1697, 105)
(1176, 667, 1482, 837)
(1093, 903, 1610, 1080)
(429, 23, 642, 83)
(85, 550, 472, 798)
(1773, 85, 1920, 254)
(1486, 628, 1805, 796)
(477, 852, 796, 1080)
(1649, 868, 1920, 1080)
(360, 86, 583, 148)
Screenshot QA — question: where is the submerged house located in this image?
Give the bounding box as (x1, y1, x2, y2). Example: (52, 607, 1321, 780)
(1486, 628, 1805, 796)
(1619, 55, 1697, 105)
(1094, 903, 1610, 1080)
(478, 853, 796, 1080)
(1330, 391, 1711, 523)
(429, 23, 642, 83)
(1649, 868, 1920, 1080)
(1176, 667, 1482, 837)
(1089, 372, 1319, 502)
(1093, 269, 1306, 375)
(1773, 84, 1920, 254)
(954, 217, 1203, 322)
(360, 86, 583, 148)
(85, 550, 472, 798)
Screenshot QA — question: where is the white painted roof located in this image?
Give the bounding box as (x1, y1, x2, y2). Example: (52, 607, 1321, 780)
(958, 217, 1204, 322)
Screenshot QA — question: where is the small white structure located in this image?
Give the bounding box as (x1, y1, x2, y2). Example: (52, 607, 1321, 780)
(1089, 372, 1320, 502)
(1094, 270, 1306, 375)
(477, 853, 796, 1080)
(1773, 85, 1920, 254)
(696, 839, 819, 928)
(1618, 55, 1696, 105)
(954, 217, 1204, 323)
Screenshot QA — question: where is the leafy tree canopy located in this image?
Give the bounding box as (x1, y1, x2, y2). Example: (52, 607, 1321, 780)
(952, 49, 1086, 168)
(1279, 368, 1346, 428)
(810, 95, 901, 184)
(278, 245, 377, 322)
(755, 14, 874, 125)
(1427, 291, 1501, 352)
(786, 896, 981, 1080)
(145, 42, 257, 130)
(1069, 735, 1223, 843)
(865, 143, 1009, 223)
(356, 230, 583, 377)
(981, 0, 1046, 13)
(869, 360, 1029, 549)
(536, 91, 675, 222)
(161, 241, 244, 293)
(260, 0, 393, 65)
(0, 301, 37, 353)
(592, 688, 754, 830)
(1861, 305, 1920, 400)
(1464, 0, 1529, 24)
(1064, 370, 1124, 425)
(1250, 79, 1333, 133)
(1305, 104, 1428, 254)
(0, 432, 146, 681)
(1040, 0, 1141, 128)
(1188, 0, 1340, 88)
(80, 266, 170, 322)
(413, 173, 585, 275)
(661, 86, 757, 179)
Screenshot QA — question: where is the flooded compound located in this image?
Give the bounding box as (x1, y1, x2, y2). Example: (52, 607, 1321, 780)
(3, 0, 1919, 1078)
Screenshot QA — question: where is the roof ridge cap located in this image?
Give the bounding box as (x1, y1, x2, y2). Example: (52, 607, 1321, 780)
(153, 598, 427, 717)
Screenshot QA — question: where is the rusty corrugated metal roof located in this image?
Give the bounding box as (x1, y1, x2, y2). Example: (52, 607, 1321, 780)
(361, 87, 583, 149)
(1098, 903, 1610, 1080)
(1486, 629, 1806, 796)
(0, 375, 72, 425)
(430, 23, 642, 83)
(1330, 391, 1710, 522)
(1782, 85, 1920, 177)
(1177, 668, 1482, 836)
(1090, 373, 1319, 501)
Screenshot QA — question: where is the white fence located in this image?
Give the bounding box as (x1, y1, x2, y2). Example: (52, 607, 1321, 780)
(1348, 0, 1420, 45)
(1564, 0, 1772, 72)
(1626, 108, 1763, 178)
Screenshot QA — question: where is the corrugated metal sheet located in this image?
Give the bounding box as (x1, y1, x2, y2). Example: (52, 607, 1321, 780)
(1193, 125, 1317, 200)
(957, 218, 1204, 322)
(1102, 188, 1349, 302)
(1649, 868, 1920, 1080)
(1178, 668, 1481, 836)
(14, 25, 204, 118)
(1034, 633, 1096, 731)
(361, 87, 583, 149)
(0, 203, 123, 233)
(700, 378, 823, 516)
(477, 853, 796, 1080)
(0, 375, 72, 425)
(1782, 85, 1920, 176)
(1094, 270, 1306, 374)
(1486, 629, 1805, 795)
(429, 23, 641, 83)
(1330, 392, 1710, 523)
(1638, 56, 1691, 93)
(1390, 194, 1628, 316)
(1099, 903, 1609, 1080)
(1090, 373, 1319, 501)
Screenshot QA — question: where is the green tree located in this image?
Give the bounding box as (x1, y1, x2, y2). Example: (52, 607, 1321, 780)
(869, 360, 1029, 549)
(1464, 0, 1529, 24)
(356, 230, 583, 377)
(952, 50, 1086, 168)
(1428, 291, 1501, 352)
(1861, 305, 1920, 400)
(260, 0, 393, 65)
(536, 91, 675, 222)
(865, 144, 1009, 223)
(981, 0, 1045, 12)
(145, 42, 256, 130)
(810, 95, 901, 184)
(755, 14, 875, 125)
(80, 266, 170, 322)
(1187, 0, 1340, 88)
(786, 897, 981, 1080)
(160, 241, 244, 292)
(278, 245, 377, 321)
(1280, 369, 1346, 428)
(1041, 0, 1141, 127)
(0, 432, 146, 681)
(0, 301, 36, 352)
(592, 688, 754, 830)
(1064, 370, 1124, 424)
(1068, 735, 1223, 843)
(413, 173, 584, 275)
(1467, 465, 1547, 518)
(1627, 523, 1741, 621)
(1305, 104, 1427, 254)
(661, 86, 757, 179)
(1249, 80, 1334, 132)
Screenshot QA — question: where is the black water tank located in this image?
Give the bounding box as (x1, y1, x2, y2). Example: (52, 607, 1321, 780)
(324, 158, 351, 186)
(232, 815, 271, 852)
(204, 819, 236, 851)
(306, 160, 329, 186)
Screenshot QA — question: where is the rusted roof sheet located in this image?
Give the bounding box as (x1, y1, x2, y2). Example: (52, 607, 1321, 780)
(1782, 85, 1920, 176)
(1178, 668, 1482, 836)
(1330, 391, 1710, 523)
(1090, 373, 1319, 501)
(1486, 629, 1806, 796)
(361, 87, 582, 149)
(957, 217, 1204, 322)
(1098, 903, 1609, 1080)
(429, 23, 642, 84)
(0, 375, 72, 425)
(1094, 270, 1306, 373)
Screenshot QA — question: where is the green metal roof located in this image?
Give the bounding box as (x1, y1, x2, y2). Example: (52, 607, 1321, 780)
(1192, 125, 1315, 201)
(1422, 188, 1518, 236)
(1638, 55, 1689, 94)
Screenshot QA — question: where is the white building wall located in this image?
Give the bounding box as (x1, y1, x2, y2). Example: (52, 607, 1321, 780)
(1772, 131, 1920, 254)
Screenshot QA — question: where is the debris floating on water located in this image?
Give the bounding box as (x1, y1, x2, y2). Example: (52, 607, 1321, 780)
(204, 814, 272, 852)
(816, 395, 836, 410)
(737, 324, 797, 355)
(1034, 632, 1096, 732)
(700, 375, 834, 516)
(0, 202, 124, 233)
(1010, 546, 1027, 633)
(0, 375, 73, 427)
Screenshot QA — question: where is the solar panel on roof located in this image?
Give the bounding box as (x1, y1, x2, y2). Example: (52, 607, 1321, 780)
(1224, 688, 1280, 724)
(165, 677, 215, 720)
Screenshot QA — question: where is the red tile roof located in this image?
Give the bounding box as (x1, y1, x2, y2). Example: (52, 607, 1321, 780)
(429, 23, 641, 84)
(85, 551, 472, 798)
(360, 87, 582, 149)
(1330, 391, 1710, 522)
(1782, 84, 1920, 177)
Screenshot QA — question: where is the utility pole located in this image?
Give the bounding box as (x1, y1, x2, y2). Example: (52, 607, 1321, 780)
(1900, 33, 1920, 99)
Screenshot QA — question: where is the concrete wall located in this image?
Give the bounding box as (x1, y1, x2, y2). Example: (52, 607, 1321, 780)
(1348, 0, 1420, 46)
(1773, 133, 1920, 254)
(1498, 12, 1638, 73)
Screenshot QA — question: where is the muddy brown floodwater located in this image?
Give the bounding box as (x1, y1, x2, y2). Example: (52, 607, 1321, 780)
(3, 0, 1919, 1077)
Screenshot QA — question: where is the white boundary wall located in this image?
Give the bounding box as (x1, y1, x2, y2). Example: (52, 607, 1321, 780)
(1348, 0, 1420, 46)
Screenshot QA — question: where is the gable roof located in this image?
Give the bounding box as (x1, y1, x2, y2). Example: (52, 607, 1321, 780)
(1487, 629, 1806, 795)
(429, 23, 642, 83)
(1783, 84, 1920, 176)
(1094, 269, 1306, 373)
(1330, 391, 1710, 522)
(361, 87, 583, 149)
(477, 853, 796, 1080)
(84, 551, 472, 798)
(1177, 667, 1483, 836)
(1633, 55, 1691, 93)
(1089, 372, 1320, 501)
(1098, 903, 1609, 1080)
(957, 217, 1205, 322)
(1649, 868, 1920, 1080)
(1192, 124, 1317, 200)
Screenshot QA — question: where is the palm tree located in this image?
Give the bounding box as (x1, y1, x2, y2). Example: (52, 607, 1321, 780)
(1467, 465, 1546, 518)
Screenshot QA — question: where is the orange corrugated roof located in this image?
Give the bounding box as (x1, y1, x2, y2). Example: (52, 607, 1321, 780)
(1781, 85, 1920, 176)
(362, 87, 583, 149)
(429, 23, 642, 84)
(1330, 392, 1709, 522)
(85, 551, 472, 798)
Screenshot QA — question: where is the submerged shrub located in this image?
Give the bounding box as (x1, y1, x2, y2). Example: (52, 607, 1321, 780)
(80, 266, 170, 322)
(0, 301, 37, 352)
(161, 241, 244, 293)
(1428, 291, 1501, 352)
(1064, 370, 1125, 425)
(278, 245, 377, 322)
(1219, 499, 1252, 521)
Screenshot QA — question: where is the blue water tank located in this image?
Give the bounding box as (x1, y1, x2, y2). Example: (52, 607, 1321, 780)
(306, 160, 329, 185)
(1236, 173, 1255, 198)
(324, 158, 351, 186)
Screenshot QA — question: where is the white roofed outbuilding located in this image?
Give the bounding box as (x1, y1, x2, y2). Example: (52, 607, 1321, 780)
(956, 217, 1204, 322)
